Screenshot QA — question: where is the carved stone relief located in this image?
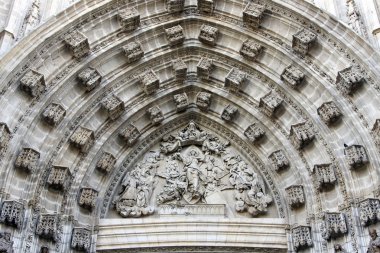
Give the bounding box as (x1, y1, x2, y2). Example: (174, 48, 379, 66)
(165, 25, 185, 46)
(119, 124, 140, 146)
(292, 28, 317, 55)
(286, 185, 305, 209)
(77, 67, 102, 92)
(15, 147, 40, 173)
(344, 144, 368, 169)
(96, 152, 116, 174)
(166, 0, 185, 13)
(291, 226, 312, 252)
(281, 65, 305, 89)
(268, 150, 289, 172)
(118, 8, 140, 32)
(221, 104, 238, 122)
(197, 57, 213, 80)
(79, 188, 98, 211)
(0, 200, 24, 229)
(0, 232, 13, 253)
(240, 39, 263, 60)
(198, 0, 214, 13)
(173, 92, 189, 112)
(313, 163, 337, 191)
(289, 122, 315, 150)
(71, 227, 91, 252)
(0, 123, 10, 150)
(198, 24, 218, 46)
(41, 103, 66, 126)
(317, 101, 342, 125)
(139, 70, 159, 95)
(46, 166, 72, 192)
(39, 246, 48, 253)
(259, 91, 283, 117)
(196, 91, 211, 111)
(320, 212, 348, 240)
(334, 244, 347, 253)
(172, 58, 187, 80)
(147, 106, 164, 125)
(64, 30, 90, 58)
(336, 66, 364, 95)
(243, 3, 265, 29)
(244, 123, 265, 143)
(101, 95, 125, 120)
(225, 68, 247, 93)
(359, 198, 380, 226)
(113, 121, 273, 218)
(19, 70, 46, 97)
(35, 214, 58, 242)
(69, 127, 95, 153)
(368, 229, 380, 253)
(123, 42, 144, 63)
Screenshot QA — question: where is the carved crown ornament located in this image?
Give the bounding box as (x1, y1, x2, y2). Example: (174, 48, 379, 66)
(112, 121, 273, 218)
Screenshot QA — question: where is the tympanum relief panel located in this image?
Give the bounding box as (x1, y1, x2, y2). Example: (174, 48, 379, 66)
(110, 121, 275, 218)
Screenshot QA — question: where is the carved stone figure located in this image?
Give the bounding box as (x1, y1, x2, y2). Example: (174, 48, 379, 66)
(64, 30, 90, 58)
(0, 123, 11, 150)
(115, 152, 159, 217)
(79, 188, 98, 211)
(268, 150, 289, 172)
(197, 57, 213, 80)
(225, 68, 247, 92)
(243, 3, 266, 29)
(15, 147, 40, 173)
(139, 70, 159, 95)
(221, 104, 238, 122)
(244, 123, 265, 143)
(334, 244, 346, 253)
(344, 144, 368, 169)
(71, 227, 91, 252)
(96, 152, 116, 174)
(166, 0, 185, 13)
(368, 229, 380, 253)
(101, 95, 125, 120)
(240, 39, 263, 60)
(198, 24, 218, 46)
(119, 124, 140, 146)
(46, 165, 72, 192)
(20, 69, 46, 97)
(41, 103, 66, 126)
(35, 214, 58, 242)
(359, 198, 380, 226)
(286, 185, 305, 209)
(281, 65, 305, 89)
(313, 163, 337, 191)
(147, 106, 164, 125)
(118, 8, 140, 32)
(0, 232, 13, 253)
(336, 66, 364, 95)
(317, 101, 342, 125)
(198, 0, 214, 13)
(259, 91, 283, 117)
(123, 42, 144, 63)
(292, 226, 312, 252)
(77, 67, 102, 92)
(0, 200, 24, 228)
(292, 28, 317, 55)
(165, 25, 185, 46)
(69, 126, 95, 153)
(172, 58, 187, 80)
(321, 212, 348, 240)
(289, 122, 315, 150)
(196, 91, 211, 111)
(173, 92, 188, 112)
(40, 246, 49, 253)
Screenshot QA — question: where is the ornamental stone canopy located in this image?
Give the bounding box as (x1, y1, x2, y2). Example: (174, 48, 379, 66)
(0, 0, 380, 252)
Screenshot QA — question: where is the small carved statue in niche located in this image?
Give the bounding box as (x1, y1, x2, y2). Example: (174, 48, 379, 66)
(368, 229, 380, 253)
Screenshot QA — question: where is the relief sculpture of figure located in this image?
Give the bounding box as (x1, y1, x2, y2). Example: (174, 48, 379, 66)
(368, 229, 380, 253)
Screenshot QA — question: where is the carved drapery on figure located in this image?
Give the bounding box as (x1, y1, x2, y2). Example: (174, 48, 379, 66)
(113, 121, 273, 218)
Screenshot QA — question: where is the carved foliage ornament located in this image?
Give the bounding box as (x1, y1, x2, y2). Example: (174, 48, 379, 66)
(77, 67, 102, 92)
(320, 212, 348, 240)
(292, 28, 317, 55)
(119, 124, 140, 146)
(147, 106, 164, 125)
(198, 0, 214, 13)
(317, 101, 342, 125)
(165, 25, 185, 46)
(197, 57, 213, 80)
(259, 91, 283, 117)
(286, 185, 305, 209)
(244, 123, 265, 143)
(281, 65, 304, 89)
(196, 91, 211, 111)
(140, 70, 159, 95)
(0, 232, 13, 253)
(123, 42, 144, 63)
(336, 66, 364, 95)
(240, 39, 263, 60)
(15, 147, 40, 173)
(225, 68, 247, 93)
(64, 30, 90, 58)
(0, 200, 24, 229)
(118, 8, 140, 32)
(166, 0, 185, 13)
(268, 150, 289, 172)
(292, 226, 312, 252)
(172, 58, 187, 80)
(69, 127, 95, 153)
(20, 69, 46, 97)
(221, 104, 238, 122)
(101, 95, 125, 120)
(173, 92, 189, 112)
(359, 198, 380, 226)
(46, 166, 72, 192)
(42, 103, 66, 126)
(79, 188, 98, 211)
(344, 144, 368, 169)
(71, 227, 91, 252)
(289, 122, 315, 150)
(313, 163, 337, 191)
(198, 24, 218, 46)
(36, 214, 58, 242)
(243, 3, 265, 29)
(96, 152, 116, 174)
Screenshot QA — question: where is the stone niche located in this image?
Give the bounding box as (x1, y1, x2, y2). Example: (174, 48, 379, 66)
(281, 65, 305, 89)
(166, 0, 185, 13)
(118, 8, 140, 32)
(46, 165, 72, 192)
(240, 39, 263, 60)
(336, 66, 364, 95)
(344, 144, 368, 169)
(20, 69, 46, 97)
(224, 68, 247, 93)
(268, 150, 289, 172)
(119, 124, 140, 146)
(15, 147, 40, 173)
(41, 103, 66, 126)
(77, 67, 102, 92)
(197, 57, 213, 80)
(71, 227, 92, 252)
(196, 91, 211, 111)
(173, 92, 189, 112)
(286, 185, 305, 209)
(198, 24, 218, 46)
(123, 42, 144, 63)
(321, 212, 348, 240)
(96, 152, 116, 174)
(259, 91, 283, 117)
(198, 0, 214, 13)
(172, 58, 187, 80)
(69, 127, 95, 153)
(243, 3, 266, 29)
(317, 101, 342, 125)
(165, 25, 185, 46)
(0, 123, 10, 150)
(101, 95, 125, 120)
(289, 122, 315, 150)
(139, 70, 160, 95)
(292, 226, 313, 252)
(35, 214, 59, 242)
(64, 30, 90, 58)
(359, 198, 380, 226)
(0, 200, 24, 228)
(292, 28, 317, 55)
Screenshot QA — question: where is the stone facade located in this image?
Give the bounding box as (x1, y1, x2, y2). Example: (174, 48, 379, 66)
(166, 0, 185, 13)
